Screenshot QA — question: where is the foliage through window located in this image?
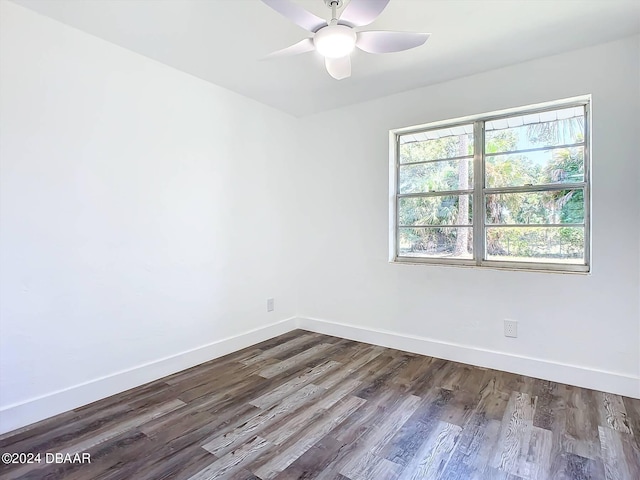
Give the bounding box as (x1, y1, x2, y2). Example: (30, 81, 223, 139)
(392, 99, 590, 272)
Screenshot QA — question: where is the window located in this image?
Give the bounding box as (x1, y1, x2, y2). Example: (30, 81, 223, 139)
(391, 97, 590, 272)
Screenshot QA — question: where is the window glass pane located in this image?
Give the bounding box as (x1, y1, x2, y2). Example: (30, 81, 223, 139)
(486, 146, 584, 188)
(485, 189, 584, 225)
(394, 101, 589, 271)
(399, 159, 473, 194)
(485, 106, 584, 154)
(399, 195, 472, 226)
(399, 227, 473, 259)
(486, 227, 584, 263)
(400, 124, 473, 164)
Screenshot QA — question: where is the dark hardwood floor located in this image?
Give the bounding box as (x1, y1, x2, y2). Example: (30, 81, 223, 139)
(1, 329, 639, 479)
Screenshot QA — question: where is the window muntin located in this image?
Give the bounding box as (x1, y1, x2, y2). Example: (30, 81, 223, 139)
(392, 100, 590, 272)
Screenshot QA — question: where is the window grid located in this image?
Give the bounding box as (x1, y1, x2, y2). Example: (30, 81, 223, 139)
(392, 99, 590, 273)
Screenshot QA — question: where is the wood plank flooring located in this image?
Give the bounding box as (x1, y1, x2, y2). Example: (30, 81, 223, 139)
(1, 329, 639, 479)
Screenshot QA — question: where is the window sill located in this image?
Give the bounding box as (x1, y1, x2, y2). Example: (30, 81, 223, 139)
(390, 257, 590, 275)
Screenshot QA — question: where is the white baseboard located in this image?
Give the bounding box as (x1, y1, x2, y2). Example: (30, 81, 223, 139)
(3, 315, 637, 436)
(0, 317, 298, 435)
(297, 316, 640, 399)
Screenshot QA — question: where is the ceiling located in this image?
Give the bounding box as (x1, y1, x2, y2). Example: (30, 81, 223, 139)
(11, 0, 640, 117)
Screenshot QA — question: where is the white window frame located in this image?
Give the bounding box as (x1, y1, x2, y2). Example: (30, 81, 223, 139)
(389, 96, 591, 273)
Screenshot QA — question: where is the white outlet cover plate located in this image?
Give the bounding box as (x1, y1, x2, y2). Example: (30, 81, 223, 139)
(504, 319, 518, 338)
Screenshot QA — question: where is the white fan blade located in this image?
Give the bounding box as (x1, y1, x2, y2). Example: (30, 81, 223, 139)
(339, 0, 390, 27)
(325, 56, 351, 80)
(262, 38, 315, 60)
(356, 31, 430, 54)
(261, 0, 326, 32)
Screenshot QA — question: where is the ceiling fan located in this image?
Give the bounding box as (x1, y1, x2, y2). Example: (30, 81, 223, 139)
(261, 0, 430, 80)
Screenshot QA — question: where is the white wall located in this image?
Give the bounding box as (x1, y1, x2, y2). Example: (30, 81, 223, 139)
(0, 1, 299, 433)
(296, 35, 640, 397)
(1, 0, 639, 436)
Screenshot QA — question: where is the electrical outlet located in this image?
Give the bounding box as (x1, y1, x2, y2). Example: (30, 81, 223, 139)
(267, 298, 275, 312)
(504, 319, 518, 338)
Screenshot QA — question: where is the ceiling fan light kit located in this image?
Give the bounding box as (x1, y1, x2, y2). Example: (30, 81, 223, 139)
(314, 24, 356, 58)
(262, 0, 430, 80)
